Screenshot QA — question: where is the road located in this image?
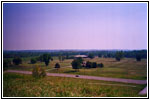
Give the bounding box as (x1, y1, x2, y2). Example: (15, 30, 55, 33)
(5, 70, 147, 85)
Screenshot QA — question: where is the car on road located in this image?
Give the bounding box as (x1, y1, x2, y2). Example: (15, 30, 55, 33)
(75, 75, 79, 77)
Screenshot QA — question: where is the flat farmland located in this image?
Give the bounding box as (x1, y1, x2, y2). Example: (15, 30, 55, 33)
(5, 57, 147, 80)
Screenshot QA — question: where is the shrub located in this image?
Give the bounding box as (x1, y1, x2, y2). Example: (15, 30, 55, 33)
(98, 63, 104, 68)
(32, 66, 46, 78)
(136, 54, 141, 61)
(13, 57, 22, 65)
(30, 58, 37, 64)
(115, 51, 124, 61)
(55, 63, 60, 69)
(98, 54, 102, 58)
(86, 61, 92, 68)
(3, 59, 11, 70)
(92, 62, 97, 68)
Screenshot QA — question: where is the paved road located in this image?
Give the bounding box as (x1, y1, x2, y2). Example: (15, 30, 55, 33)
(139, 86, 147, 95)
(5, 70, 147, 85)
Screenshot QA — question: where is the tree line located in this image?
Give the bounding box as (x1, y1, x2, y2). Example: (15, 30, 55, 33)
(3, 50, 145, 71)
(4, 50, 147, 59)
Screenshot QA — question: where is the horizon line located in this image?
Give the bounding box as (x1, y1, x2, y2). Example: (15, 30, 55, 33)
(3, 49, 147, 51)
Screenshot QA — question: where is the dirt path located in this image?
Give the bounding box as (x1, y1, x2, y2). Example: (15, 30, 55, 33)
(5, 70, 147, 85)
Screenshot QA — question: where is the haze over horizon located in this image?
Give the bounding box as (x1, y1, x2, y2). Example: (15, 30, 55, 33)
(3, 3, 147, 50)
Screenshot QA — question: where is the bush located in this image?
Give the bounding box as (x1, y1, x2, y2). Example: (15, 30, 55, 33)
(30, 58, 37, 64)
(136, 54, 141, 61)
(98, 63, 104, 68)
(32, 66, 46, 78)
(3, 59, 11, 70)
(115, 51, 123, 61)
(13, 57, 22, 65)
(55, 63, 60, 69)
(86, 61, 92, 68)
(92, 62, 97, 68)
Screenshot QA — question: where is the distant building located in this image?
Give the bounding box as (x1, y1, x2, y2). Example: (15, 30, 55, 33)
(74, 55, 88, 58)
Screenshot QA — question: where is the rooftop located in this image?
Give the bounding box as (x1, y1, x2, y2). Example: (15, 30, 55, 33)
(74, 55, 88, 58)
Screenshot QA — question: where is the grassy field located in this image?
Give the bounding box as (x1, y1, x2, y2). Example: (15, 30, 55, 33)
(47, 58, 147, 80)
(5, 57, 147, 80)
(3, 73, 146, 97)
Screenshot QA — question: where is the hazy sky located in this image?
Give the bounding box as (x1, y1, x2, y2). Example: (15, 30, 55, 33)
(3, 3, 147, 50)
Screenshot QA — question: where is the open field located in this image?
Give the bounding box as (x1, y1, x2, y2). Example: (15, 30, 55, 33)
(3, 2, 148, 98)
(5, 57, 147, 80)
(3, 73, 146, 97)
(48, 58, 147, 80)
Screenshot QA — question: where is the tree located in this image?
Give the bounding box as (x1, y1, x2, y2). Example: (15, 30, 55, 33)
(86, 61, 92, 68)
(62, 56, 65, 61)
(55, 63, 60, 69)
(136, 53, 141, 61)
(13, 57, 22, 65)
(115, 51, 124, 61)
(88, 53, 94, 59)
(71, 59, 81, 71)
(92, 62, 97, 68)
(3, 59, 11, 70)
(76, 57, 83, 64)
(43, 54, 51, 66)
(40, 54, 52, 66)
(66, 54, 69, 59)
(98, 63, 104, 68)
(98, 54, 102, 58)
(30, 58, 37, 64)
(58, 55, 62, 61)
(59, 55, 65, 61)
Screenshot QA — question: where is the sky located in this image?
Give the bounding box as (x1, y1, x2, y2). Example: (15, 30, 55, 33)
(3, 3, 147, 50)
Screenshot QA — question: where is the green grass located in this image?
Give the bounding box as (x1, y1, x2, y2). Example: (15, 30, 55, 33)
(5, 57, 147, 80)
(48, 58, 147, 80)
(3, 73, 147, 97)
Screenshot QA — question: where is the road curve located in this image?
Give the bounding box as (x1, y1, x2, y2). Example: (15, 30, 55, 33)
(5, 70, 147, 85)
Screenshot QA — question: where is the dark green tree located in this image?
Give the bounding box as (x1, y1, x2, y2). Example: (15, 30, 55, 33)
(40, 54, 52, 66)
(62, 56, 65, 61)
(30, 58, 37, 64)
(98, 54, 102, 58)
(43, 54, 51, 66)
(66, 54, 69, 59)
(98, 63, 104, 68)
(13, 57, 22, 65)
(115, 51, 124, 61)
(76, 57, 83, 63)
(58, 55, 62, 61)
(71, 59, 81, 71)
(55, 63, 60, 69)
(86, 61, 92, 68)
(136, 53, 141, 61)
(92, 62, 97, 68)
(88, 53, 94, 59)
(3, 59, 11, 70)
